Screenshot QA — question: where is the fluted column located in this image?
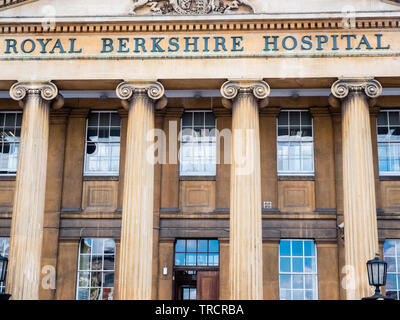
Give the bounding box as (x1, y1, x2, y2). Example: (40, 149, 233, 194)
(116, 81, 167, 300)
(7, 82, 62, 300)
(331, 78, 382, 300)
(221, 80, 270, 300)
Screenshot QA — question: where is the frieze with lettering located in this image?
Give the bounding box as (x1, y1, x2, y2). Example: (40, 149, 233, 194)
(0, 32, 392, 59)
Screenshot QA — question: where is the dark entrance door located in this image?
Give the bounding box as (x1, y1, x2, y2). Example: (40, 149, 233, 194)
(197, 271, 219, 300)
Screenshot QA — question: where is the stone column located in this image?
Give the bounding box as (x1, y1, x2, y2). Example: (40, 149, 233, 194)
(221, 80, 270, 300)
(331, 78, 382, 300)
(116, 81, 167, 300)
(7, 81, 61, 300)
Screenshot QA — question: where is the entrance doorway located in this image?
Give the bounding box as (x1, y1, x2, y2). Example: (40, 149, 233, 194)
(173, 239, 220, 300)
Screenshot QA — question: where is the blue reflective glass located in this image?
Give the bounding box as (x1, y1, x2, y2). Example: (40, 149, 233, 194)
(186, 240, 197, 252)
(292, 258, 303, 273)
(175, 240, 186, 252)
(293, 290, 304, 300)
(175, 253, 185, 266)
(186, 253, 196, 266)
(304, 241, 315, 257)
(280, 289, 291, 300)
(305, 290, 314, 300)
(198, 253, 207, 266)
(279, 275, 291, 289)
(292, 241, 303, 256)
(305, 258, 314, 273)
(208, 253, 219, 266)
(387, 274, 397, 290)
(280, 257, 291, 273)
(280, 240, 290, 256)
(198, 240, 208, 252)
(292, 275, 304, 289)
(304, 275, 313, 289)
(209, 240, 219, 253)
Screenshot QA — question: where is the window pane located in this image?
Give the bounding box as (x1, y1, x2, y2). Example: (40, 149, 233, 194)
(175, 253, 185, 266)
(186, 240, 197, 252)
(280, 240, 291, 256)
(292, 258, 303, 273)
(290, 112, 300, 126)
(186, 253, 196, 266)
(278, 112, 288, 125)
(194, 112, 204, 126)
(279, 274, 291, 289)
(84, 112, 120, 176)
(377, 112, 388, 126)
(182, 112, 192, 126)
(198, 253, 207, 266)
(389, 112, 400, 126)
(209, 240, 219, 253)
(79, 255, 90, 271)
(279, 239, 318, 300)
(280, 257, 291, 273)
(292, 241, 303, 256)
(198, 240, 208, 252)
(301, 112, 312, 126)
(77, 238, 115, 300)
(292, 275, 304, 289)
(175, 240, 186, 252)
(208, 253, 219, 266)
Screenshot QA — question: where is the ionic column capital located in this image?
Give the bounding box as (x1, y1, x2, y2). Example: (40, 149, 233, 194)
(10, 81, 58, 101)
(331, 78, 382, 100)
(10, 81, 63, 110)
(220, 80, 271, 110)
(116, 80, 167, 111)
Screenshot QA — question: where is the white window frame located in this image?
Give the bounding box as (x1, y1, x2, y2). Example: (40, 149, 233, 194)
(83, 111, 121, 177)
(76, 238, 116, 301)
(278, 239, 319, 300)
(179, 110, 217, 177)
(377, 110, 400, 176)
(276, 110, 314, 176)
(0, 111, 22, 176)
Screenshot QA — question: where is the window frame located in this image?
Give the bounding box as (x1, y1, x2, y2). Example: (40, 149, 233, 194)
(278, 239, 319, 300)
(174, 239, 220, 268)
(179, 110, 217, 177)
(276, 109, 315, 176)
(377, 110, 400, 176)
(75, 238, 116, 301)
(83, 110, 121, 177)
(383, 239, 400, 300)
(0, 237, 9, 293)
(0, 111, 22, 176)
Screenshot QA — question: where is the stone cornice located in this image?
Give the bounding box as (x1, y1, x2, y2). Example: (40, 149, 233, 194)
(1, 17, 400, 34)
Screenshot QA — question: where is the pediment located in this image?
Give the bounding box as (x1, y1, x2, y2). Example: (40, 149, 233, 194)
(0, 0, 399, 18)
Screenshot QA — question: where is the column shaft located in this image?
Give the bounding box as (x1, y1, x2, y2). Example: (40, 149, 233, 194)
(341, 92, 378, 299)
(229, 92, 263, 299)
(116, 81, 165, 300)
(221, 80, 270, 300)
(7, 92, 51, 299)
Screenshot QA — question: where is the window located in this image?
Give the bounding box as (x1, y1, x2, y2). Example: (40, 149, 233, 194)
(76, 238, 115, 300)
(174, 239, 219, 267)
(277, 110, 314, 175)
(180, 111, 216, 176)
(377, 111, 400, 175)
(383, 239, 400, 300)
(0, 112, 22, 175)
(279, 239, 318, 300)
(182, 287, 197, 300)
(84, 111, 121, 176)
(0, 238, 9, 293)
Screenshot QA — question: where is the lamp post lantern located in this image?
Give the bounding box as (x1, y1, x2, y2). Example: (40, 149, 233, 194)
(0, 255, 10, 300)
(362, 254, 395, 300)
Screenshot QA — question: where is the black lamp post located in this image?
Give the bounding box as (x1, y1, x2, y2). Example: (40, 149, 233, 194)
(362, 254, 394, 300)
(0, 256, 11, 300)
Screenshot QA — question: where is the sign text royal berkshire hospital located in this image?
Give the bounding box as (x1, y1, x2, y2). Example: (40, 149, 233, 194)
(0, 32, 393, 59)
